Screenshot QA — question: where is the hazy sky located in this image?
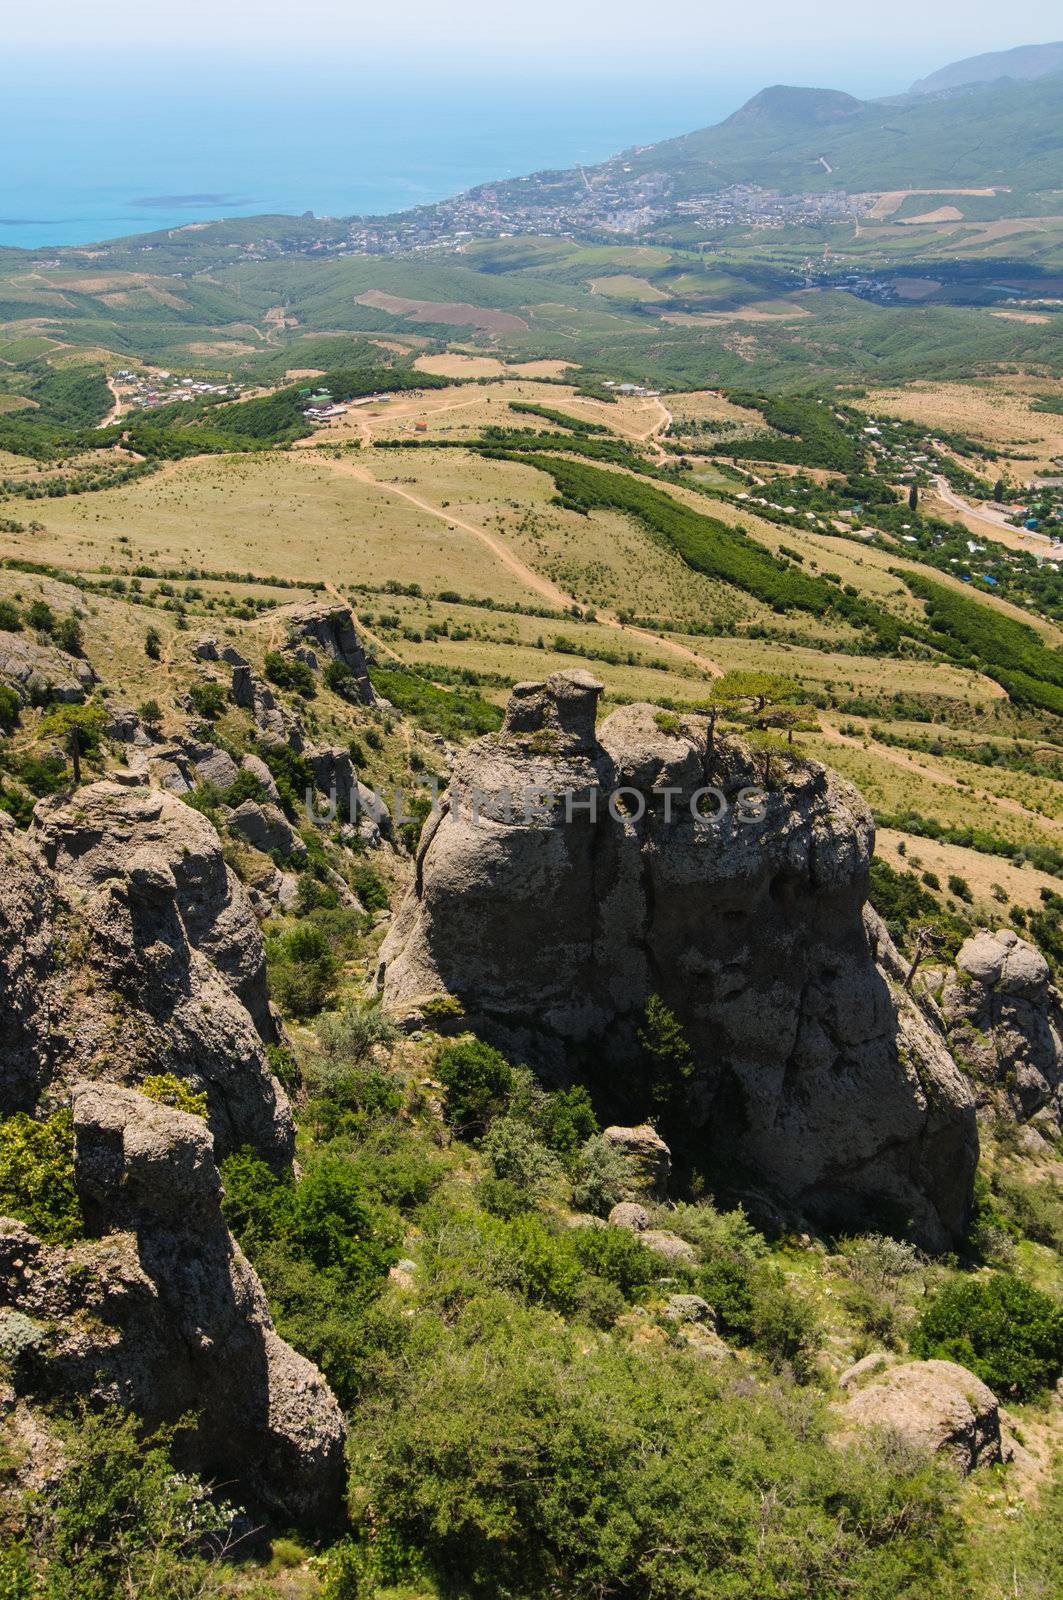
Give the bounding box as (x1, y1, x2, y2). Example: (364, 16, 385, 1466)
(7, 1, 1062, 89)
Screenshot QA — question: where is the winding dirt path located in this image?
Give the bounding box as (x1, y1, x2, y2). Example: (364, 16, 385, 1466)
(311, 453, 722, 678)
(97, 377, 124, 428)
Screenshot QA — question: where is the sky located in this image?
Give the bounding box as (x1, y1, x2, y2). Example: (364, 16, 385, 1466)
(7, 1, 1062, 89)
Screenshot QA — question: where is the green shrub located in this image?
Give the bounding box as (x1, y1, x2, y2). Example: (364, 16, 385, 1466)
(219, 768, 266, 808)
(220, 1147, 400, 1406)
(254, 741, 316, 817)
(137, 1073, 208, 1118)
(0, 683, 19, 734)
(535, 1084, 598, 1158)
(26, 599, 55, 634)
(264, 649, 316, 697)
(437, 1037, 515, 1136)
(569, 1134, 634, 1217)
(267, 922, 340, 1018)
(992, 1173, 1063, 1251)
(350, 863, 389, 911)
(0, 1110, 82, 1244)
(570, 1224, 658, 1295)
(266, 1041, 300, 1093)
(347, 1297, 960, 1600)
(695, 1255, 821, 1380)
(323, 657, 363, 702)
(54, 615, 83, 656)
(480, 1116, 563, 1201)
(0, 598, 22, 631)
(663, 1200, 766, 1263)
(20, 1408, 233, 1600)
(315, 1000, 397, 1070)
(912, 1272, 1063, 1398)
(187, 681, 227, 719)
(144, 626, 162, 660)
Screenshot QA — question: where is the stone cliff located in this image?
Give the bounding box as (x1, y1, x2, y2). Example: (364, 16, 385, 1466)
(0, 1085, 345, 1526)
(1, 779, 292, 1166)
(0, 779, 347, 1525)
(380, 671, 978, 1248)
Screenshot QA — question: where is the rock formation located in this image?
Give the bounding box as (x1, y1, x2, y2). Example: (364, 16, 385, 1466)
(278, 599, 378, 704)
(380, 671, 977, 1248)
(0, 630, 95, 707)
(837, 1357, 1009, 1475)
(0, 1084, 345, 1526)
(939, 929, 1062, 1135)
(1, 780, 292, 1165)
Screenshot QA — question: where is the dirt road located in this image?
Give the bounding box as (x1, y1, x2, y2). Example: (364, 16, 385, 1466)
(313, 453, 722, 678)
(933, 476, 1058, 555)
(97, 377, 124, 428)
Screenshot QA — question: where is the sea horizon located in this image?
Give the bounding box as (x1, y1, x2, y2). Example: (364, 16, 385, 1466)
(1, 49, 917, 251)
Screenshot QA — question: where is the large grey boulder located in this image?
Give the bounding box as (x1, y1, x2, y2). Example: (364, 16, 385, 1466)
(940, 929, 1062, 1132)
(227, 798, 303, 861)
(241, 752, 282, 805)
(380, 673, 977, 1248)
(231, 664, 304, 750)
(0, 785, 291, 1166)
(603, 1125, 671, 1197)
(836, 1358, 1009, 1475)
(0, 1085, 346, 1526)
(0, 630, 95, 706)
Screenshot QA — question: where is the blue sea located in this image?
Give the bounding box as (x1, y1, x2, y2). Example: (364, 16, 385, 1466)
(0, 51, 759, 251)
(2, 49, 920, 252)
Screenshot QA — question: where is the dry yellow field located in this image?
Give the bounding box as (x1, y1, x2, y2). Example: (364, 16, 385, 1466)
(862, 380, 1063, 475)
(413, 354, 573, 379)
(876, 828, 1058, 914)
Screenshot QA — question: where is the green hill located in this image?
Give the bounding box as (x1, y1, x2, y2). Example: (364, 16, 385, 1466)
(621, 72, 1063, 195)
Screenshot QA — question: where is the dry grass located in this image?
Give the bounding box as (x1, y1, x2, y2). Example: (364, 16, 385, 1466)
(805, 734, 1050, 848)
(12, 449, 544, 604)
(861, 380, 1063, 475)
(876, 827, 1058, 912)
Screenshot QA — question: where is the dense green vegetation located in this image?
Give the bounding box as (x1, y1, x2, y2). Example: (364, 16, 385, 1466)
(369, 664, 504, 739)
(902, 572, 1063, 715)
(0, 1110, 83, 1244)
(913, 1273, 1063, 1399)
(724, 393, 863, 472)
(507, 401, 609, 434)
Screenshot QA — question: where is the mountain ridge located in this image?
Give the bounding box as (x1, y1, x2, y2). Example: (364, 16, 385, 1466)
(911, 40, 1063, 96)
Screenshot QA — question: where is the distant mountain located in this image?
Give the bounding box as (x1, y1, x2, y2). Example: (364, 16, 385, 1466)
(911, 41, 1063, 95)
(721, 85, 865, 131)
(619, 70, 1063, 197)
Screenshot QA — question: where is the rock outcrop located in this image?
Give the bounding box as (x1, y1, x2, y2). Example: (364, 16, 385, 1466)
(0, 1085, 345, 1526)
(278, 599, 377, 704)
(940, 929, 1062, 1134)
(836, 1358, 1009, 1475)
(0, 630, 95, 706)
(603, 1124, 671, 1197)
(227, 798, 304, 862)
(1, 781, 291, 1166)
(380, 671, 977, 1248)
(231, 663, 304, 750)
